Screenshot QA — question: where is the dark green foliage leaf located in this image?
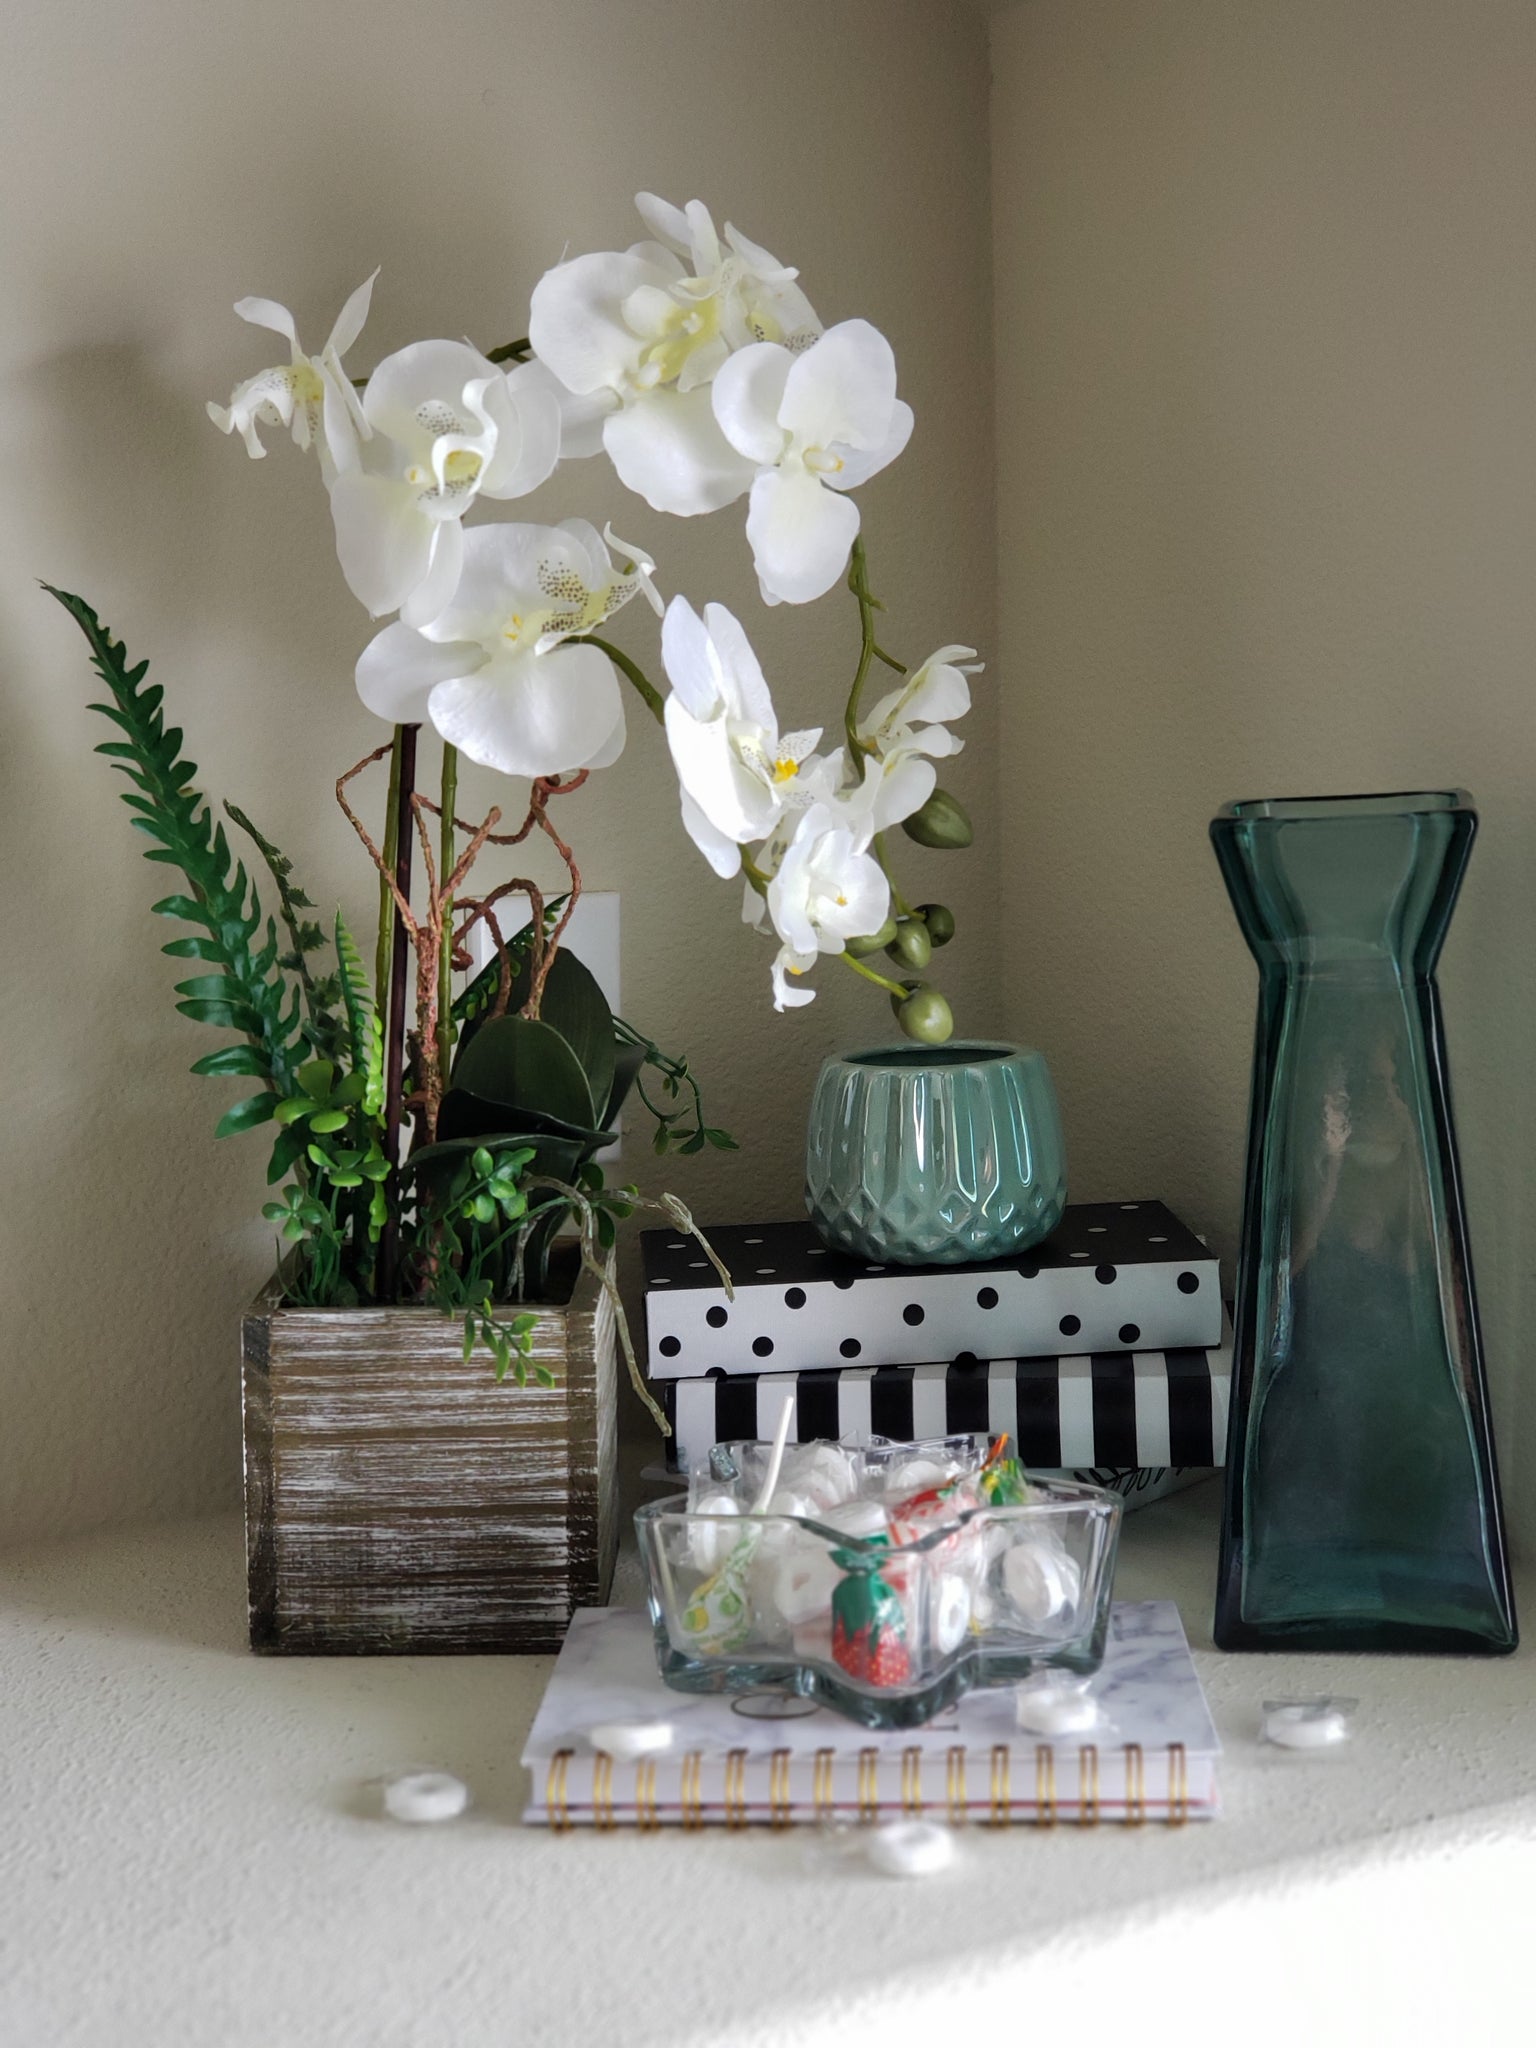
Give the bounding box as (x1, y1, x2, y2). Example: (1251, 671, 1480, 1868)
(604, 1038, 647, 1128)
(266, 1123, 309, 1184)
(161, 935, 225, 961)
(215, 1093, 279, 1139)
(150, 894, 214, 925)
(450, 900, 566, 1035)
(191, 1044, 269, 1078)
(450, 1013, 596, 1131)
(486, 948, 615, 1129)
(177, 997, 263, 1031)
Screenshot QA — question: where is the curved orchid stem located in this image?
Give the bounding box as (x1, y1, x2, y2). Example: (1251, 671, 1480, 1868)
(841, 949, 907, 998)
(580, 633, 666, 723)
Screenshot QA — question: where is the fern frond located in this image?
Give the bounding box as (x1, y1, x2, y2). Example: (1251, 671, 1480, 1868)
(334, 912, 385, 1118)
(50, 586, 301, 1100)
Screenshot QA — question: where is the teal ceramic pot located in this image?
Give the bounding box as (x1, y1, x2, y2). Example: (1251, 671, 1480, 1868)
(805, 1042, 1067, 1265)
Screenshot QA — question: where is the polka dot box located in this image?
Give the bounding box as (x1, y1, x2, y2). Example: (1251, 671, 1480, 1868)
(642, 1202, 1222, 1380)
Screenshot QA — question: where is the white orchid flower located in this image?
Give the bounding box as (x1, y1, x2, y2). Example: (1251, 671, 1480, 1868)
(759, 802, 891, 1012)
(528, 192, 821, 518)
(660, 596, 829, 879)
(329, 342, 562, 626)
(844, 644, 979, 832)
(354, 520, 659, 779)
(711, 319, 914, 606)
(207, 272, 377, 477)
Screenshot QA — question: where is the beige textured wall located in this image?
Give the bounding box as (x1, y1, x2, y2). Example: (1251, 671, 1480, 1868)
(992, 0, 1536, 1546)
(0, 0, 996, 1542)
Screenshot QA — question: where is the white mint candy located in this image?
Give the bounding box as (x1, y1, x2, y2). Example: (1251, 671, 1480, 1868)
(760, 1489, 817, 1557)
(773, 1549, 843, 1627)
(885, 1457, 953, 1497)
(933, 1574, 973, 1654)
(791, 1444, 858, 1510)
(1001, 1539, 1081, 1624)
(588, 1721, 675, 1760)
(687, 1492, 741, 1571)
(866, 1820, 957, 1878)
(383, 1770, 469, 1824)
(823, 1499, 889, 1541)
(1263, 1703, 1351, 1750)
(1014, 1676, 1101, 1736)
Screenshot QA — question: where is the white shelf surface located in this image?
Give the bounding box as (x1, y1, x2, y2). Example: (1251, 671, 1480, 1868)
(2, 1484, 1533, 2046)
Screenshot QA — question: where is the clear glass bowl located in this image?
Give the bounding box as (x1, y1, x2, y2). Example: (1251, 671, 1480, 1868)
(635, 1435, 1122, 1728)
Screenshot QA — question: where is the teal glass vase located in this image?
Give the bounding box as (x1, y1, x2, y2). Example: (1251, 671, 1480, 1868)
(1212, 791, 1516, 1653)
(804, 1042, 1067, 1266)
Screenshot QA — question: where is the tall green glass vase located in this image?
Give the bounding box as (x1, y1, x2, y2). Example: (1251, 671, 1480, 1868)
(1211, 791, 1515, 1654)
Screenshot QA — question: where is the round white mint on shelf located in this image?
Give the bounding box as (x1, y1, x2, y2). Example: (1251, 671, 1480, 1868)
(1001, 1537, 1081, 1624)
(865, 1820, 957, 1879)
(1262, 1701, 1352, 1750)
(686, 1492, 742, 1571)
(759, 1488, 818, 1556)
(1014, 1675, 1101, 1736)
(383, 1770, 470, 1824)
(932, 1572, 973, 1655)
(588, 1721, 675, 1759)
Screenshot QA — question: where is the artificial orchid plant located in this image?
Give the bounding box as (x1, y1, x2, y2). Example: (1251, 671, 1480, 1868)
(52, 192, 979, 1406)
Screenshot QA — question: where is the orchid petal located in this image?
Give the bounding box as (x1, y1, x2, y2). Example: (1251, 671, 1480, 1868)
(356, 623, 483, 726)
(779, 320, 898, 452)
(825, 401, 914, 492)
(427, 642, 624, 779)
(401, 518, 464, 630)
(326, 270, 379, 357)
(329, 471, 434, 618)
(602, 385, 756, 516)
(233, 296, 299, 347)
(477, 363, 562, 499)
(678, 788, 745, 881)
(660, 596, 726, 718)
(700, 601, 776, 731)
(634, 191, 693, 257)
(745, 466, 861, 607)
(529, 249, 668, 396)
(710, 343, 794, 465)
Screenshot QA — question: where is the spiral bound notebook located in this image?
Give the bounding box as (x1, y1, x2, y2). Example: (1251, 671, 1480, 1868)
(522, 1600, 1220, 1830)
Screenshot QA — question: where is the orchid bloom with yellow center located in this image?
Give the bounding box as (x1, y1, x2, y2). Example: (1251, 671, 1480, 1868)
(659, 595, 831, 880)
(354, 519, 660, 780)
(328, 340, 563, 627)
(528, 192, 821, 518)
(207, 272, 377, 478)
(711, 319, 914, 607)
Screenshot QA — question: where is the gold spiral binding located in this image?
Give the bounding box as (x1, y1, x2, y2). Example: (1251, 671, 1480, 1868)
(1035, 1743, 1057, 1828)
(812, 1747, 836, 1821)
(988, 1744, 1011, 1828)
(592, 1751, 615, 1832)
(857, 1747, 880, 1823)
(680, 1749, 704, 1832)
(1078, 1743, 1100, 1827)
(1123, 1742, 1145, 1827)
(547, 1749, 573, 1834)
(635, 1758, 659, 1833)
(946, 1744, 968, 1825)
(901, 1747, 923, 1815)
(1167, 1741, 1188, 1827)
(769, 1749, 793, 1831)
(724, 1748, 749, 1831)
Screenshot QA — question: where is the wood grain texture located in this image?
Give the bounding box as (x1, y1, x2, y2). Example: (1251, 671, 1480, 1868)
(241, 1259, 617, 1655)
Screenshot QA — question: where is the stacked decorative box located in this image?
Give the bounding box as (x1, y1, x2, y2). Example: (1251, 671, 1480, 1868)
(642, 1202, 1231, 1493)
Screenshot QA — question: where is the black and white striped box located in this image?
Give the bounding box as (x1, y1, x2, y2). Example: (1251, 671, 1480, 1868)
(661, 1314, 1232, 1475)
(643, 1203, 1222, 1379)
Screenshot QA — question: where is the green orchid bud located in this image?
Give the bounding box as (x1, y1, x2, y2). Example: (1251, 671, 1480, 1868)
(917, 902, 956, 946)
(886, 920, 933, 972)
(897, 986, 954, 1044)
(901, 788, 974, 849)
(845, 917, 899, 958)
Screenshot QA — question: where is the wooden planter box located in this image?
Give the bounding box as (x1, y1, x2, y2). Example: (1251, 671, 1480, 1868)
(241, 1260, 617, 1654)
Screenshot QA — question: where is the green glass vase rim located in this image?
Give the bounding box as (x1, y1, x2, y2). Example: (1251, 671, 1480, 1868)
(824, 1040, 1041, 1073)
(1213, 788, 1473, 826)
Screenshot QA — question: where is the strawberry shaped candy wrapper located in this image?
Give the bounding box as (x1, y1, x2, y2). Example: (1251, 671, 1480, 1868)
(830, 1540, 912, 1689)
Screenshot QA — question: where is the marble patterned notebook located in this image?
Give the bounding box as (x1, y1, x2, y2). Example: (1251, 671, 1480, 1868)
(522, 1600, 1220, 1830)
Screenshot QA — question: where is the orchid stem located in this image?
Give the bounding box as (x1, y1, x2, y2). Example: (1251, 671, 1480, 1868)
(375, 728, 403, 1011)
(844, 535, 881, 782)
(436, 742, 458, 1089)
(841, 949, 908, 998)
(582, 634, 665, 723)
(872, 831, 914, 918)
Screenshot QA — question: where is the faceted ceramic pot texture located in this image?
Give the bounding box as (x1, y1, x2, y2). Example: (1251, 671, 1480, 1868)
(1211, 790, 1516, 1655)
(805, 1042, 1067, 1266)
